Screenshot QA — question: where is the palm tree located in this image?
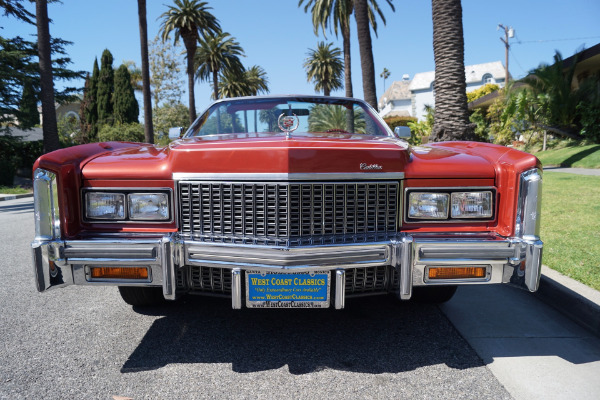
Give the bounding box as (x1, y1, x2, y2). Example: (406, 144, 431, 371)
(298, 0, 394, 102)
(308, 104, 366, 132)
(195, 31, 245, 100)
(35, 0, 59, 153)
(137, 0, 153, 143)
(380, 67, 390, 93)
(159, 0, 220, 124)
(429, 0, 475, 142)
(245, 65, 270, 96)
(218, 69, 249, 99)
(304, 41, 344, 96)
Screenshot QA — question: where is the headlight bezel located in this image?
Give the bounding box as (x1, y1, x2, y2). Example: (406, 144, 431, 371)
(82, 188, 173, 223)
(404, 187, 496, 223)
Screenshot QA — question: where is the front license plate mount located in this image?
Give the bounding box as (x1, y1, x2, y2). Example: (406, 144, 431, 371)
(245, 270, 331, 309)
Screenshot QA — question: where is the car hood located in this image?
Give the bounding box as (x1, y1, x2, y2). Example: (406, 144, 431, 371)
(80, 133, 498, 180)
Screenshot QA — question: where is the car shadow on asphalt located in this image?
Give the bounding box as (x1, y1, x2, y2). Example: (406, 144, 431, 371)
(121, 294, 484, 374)
(0, 201, 34, 214)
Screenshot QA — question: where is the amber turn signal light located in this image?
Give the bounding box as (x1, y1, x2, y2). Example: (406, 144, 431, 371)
(90, 267, 149, 280)
(428, 266, 487, 280)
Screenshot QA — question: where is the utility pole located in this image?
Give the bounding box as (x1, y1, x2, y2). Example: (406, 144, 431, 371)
(498, 24, 514, 86)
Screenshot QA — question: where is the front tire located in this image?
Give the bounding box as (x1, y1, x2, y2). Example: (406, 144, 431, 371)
(118, 286, 165, 306)
(411, 285, 457, 304)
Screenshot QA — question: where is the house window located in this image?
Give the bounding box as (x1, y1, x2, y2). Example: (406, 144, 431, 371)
(482, 74, 495, 84)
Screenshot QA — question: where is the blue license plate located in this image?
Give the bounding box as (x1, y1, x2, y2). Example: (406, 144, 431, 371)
(246, 271, 330, 308)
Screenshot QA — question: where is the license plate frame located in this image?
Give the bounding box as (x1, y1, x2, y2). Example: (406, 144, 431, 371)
(245, 270, 331, 309)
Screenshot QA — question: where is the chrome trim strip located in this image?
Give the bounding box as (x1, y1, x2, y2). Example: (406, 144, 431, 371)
(335, 269, 345, 309)
(399, 236, 413, 300)
(231, 268, 242, 309)
(185, 242, 390, 268)
(525, 239, 543, 291)
(173, 172, 404, 181)
(515, 168, 542, 239)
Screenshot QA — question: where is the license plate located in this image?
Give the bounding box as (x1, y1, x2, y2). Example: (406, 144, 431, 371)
(246, 270, 330, 308)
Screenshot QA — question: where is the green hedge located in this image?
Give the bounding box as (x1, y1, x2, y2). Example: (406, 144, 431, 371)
(0, 136, 44, 185)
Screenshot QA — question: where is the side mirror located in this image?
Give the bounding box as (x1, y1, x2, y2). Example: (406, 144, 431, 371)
(394, 126, 411, 140)
(168, 127, 184, 139)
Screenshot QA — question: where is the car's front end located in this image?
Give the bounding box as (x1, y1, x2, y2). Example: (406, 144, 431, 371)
(31, 96, 542, 309)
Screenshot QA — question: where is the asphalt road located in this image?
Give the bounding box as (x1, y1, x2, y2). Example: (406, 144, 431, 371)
(0, 197, 597, 399)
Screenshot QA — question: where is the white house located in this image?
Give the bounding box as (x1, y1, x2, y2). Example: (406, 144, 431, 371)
(379, 61, 507, 121)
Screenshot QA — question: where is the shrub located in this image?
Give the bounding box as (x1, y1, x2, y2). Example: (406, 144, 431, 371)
(383, 115, 417, 131)
(467, 84, 500, 103)
(97, 122, 145, 142)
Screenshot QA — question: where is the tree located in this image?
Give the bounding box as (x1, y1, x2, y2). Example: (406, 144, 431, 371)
(149, 35, 185, 107)
(195, 31, 245, 100)
(97, 49, 114, 124)
(304, 41, 343, 96)
(354, 0, 377, 108)
(137, 0, 153, 143)
(82, 58, 99, 141)
(113, 64, 139, 124)
(153, 102, 189, 138)
(0, 36, 82, 132)
(298, 0, 394, 101)
(429, 0, 475, 142)
(159, 0, 220, 123)
(308, 104, 366, 132)
(123, 60, 143, 92)
(18, 78, 39, 129)
(36, 0, 59, 153)
(1, 0, 35, 24)
(380, 67, 390, 93)
(245, 65, 269, 96)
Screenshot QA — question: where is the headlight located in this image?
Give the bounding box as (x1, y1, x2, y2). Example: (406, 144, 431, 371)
(451, 192, 493, 219)
(408, 192, 449, 219)
(85, 192, 125, 220)
(128, 193, 169, 220)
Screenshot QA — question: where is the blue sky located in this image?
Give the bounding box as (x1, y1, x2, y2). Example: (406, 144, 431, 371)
(2, 0, 600, 114)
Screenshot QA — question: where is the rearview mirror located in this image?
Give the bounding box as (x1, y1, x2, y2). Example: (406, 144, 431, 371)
(394, 126, 411, 140)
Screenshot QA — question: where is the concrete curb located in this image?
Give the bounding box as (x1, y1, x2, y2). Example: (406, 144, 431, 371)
(0, 193, 33, 202)
(535, 266, 600, 336)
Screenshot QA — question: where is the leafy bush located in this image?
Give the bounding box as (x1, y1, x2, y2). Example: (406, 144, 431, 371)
(467, 84, 500, 103)
(577, 101, 600, 142)
(97, 122, 145, 142)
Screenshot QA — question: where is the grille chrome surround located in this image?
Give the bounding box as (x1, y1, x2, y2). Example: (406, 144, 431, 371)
(178, 181, 400, 246)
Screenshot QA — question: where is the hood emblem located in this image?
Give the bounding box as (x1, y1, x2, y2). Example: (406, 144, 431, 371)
(278, 113, 299, 139)
(360, 163, 383, 171)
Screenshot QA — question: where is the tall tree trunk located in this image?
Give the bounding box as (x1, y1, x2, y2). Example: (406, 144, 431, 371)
(213, 69, 219, 100)
(429, 0, 475, 142)
(342, 22, 355, 132)
(342, 23, 353, 98)
(36, 0, 59, 153)
(137, 0, 154, 143)
(182, 34, 197, 124)
(354, 0, 377, 109)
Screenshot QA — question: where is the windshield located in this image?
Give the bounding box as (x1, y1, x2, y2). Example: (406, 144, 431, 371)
(186, 97, 390, 137)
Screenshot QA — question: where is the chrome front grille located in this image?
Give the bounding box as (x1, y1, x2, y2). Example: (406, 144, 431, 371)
(345, 265, 398, 296)
(178, 181, 399, 246)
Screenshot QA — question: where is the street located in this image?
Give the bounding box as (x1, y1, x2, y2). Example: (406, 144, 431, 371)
(1, 197, 599, 399)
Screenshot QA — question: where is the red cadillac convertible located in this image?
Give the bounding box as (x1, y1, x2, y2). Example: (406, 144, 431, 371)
(31, 95, 543, 309)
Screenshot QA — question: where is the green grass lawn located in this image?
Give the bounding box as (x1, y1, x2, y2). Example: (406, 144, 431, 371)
(534, 144, 600, 168)
(0, 186, 30, 195)
(541, 172, 600, 290)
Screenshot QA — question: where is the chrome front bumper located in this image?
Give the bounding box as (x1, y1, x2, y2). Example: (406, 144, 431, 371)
(32, 233, 543, 308)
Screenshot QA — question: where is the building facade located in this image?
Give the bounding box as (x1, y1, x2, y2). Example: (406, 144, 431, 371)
(379, 61, 507, 121)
